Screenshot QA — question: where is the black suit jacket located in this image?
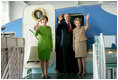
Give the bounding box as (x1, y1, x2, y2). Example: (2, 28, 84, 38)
(56, 21, 75, 47)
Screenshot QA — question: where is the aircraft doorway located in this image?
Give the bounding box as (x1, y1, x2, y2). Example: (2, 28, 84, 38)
(56, 13, 84, 73)
(70, 13, 84, 26)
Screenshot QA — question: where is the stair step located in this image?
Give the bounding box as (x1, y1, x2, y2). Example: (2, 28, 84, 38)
(24, 73, 93, 79)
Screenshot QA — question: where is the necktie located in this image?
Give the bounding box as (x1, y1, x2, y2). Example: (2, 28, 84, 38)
(68, 22, 71, 32)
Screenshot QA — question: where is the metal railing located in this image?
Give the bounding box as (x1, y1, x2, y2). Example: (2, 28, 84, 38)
(93, 33, 106, 79)
(1, 37, 25, 79)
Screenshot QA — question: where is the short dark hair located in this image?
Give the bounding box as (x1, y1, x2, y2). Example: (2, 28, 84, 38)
(41, 15, 48, 22)
(64, 13, 70, 17)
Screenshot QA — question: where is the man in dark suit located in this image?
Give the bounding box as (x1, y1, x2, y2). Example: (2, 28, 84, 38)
(56, 13, 78, 74)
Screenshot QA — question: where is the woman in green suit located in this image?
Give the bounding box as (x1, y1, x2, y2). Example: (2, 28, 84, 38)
(34, 15, 53, 78)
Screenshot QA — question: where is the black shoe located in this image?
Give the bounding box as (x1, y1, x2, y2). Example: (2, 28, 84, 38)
(41, 76, 45, 79)
(55, 68, 60, 73)
(45, 75, 50, 79)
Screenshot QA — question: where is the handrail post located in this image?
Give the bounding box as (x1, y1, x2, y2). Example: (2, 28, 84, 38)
(100, 33, 106, 79)
(93, 33, 106, 79)
(93, 44, 99, 79)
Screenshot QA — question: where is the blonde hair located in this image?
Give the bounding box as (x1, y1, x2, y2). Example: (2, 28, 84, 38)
(74, 18, 82, 26)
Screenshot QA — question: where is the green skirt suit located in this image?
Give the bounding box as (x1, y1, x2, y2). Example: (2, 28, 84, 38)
(34, 26, 53, 60)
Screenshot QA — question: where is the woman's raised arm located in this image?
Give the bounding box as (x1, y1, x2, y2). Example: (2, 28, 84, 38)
(84, 14, 90, 31)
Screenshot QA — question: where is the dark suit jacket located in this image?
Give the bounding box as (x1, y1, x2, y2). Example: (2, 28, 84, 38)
(56, 21, 75, 47)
